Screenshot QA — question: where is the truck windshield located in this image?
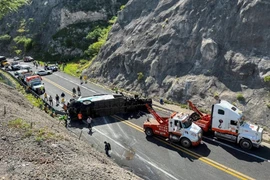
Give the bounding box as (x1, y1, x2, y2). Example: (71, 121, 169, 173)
(239, 115, 245, 126)
(31, 82, 41, 86)
(182, 119, 192, 128)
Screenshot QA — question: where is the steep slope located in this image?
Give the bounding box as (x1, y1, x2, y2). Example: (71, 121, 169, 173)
(0, 82, 140, 179)
(85, 0, 270, 128)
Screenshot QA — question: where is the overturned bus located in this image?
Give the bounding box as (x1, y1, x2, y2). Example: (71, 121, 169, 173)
(68, 94, 152, 120)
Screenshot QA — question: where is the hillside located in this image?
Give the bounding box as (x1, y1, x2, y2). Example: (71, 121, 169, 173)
(85, 0, 270, 128)
(0, 82, 140, 179)
(0, 0, 127, 61)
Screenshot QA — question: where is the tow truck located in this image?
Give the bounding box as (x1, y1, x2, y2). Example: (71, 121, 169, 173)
(143, 104, 202, 148)
(187, 100, 263, 149)
(25, 75, 45, 95)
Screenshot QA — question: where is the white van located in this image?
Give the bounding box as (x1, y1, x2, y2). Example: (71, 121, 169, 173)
(19, 64, 32, 71)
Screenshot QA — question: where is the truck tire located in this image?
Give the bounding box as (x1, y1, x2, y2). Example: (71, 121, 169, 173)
(239, 139, 252, 150)
(145, 128, 153, 137)
(180, 137, 192, 148)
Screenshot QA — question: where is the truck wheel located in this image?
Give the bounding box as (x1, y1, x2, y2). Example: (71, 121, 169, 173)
(145, 128, 153, 137)
(240, 139, 252, 150)
(180, 137, 192, 148)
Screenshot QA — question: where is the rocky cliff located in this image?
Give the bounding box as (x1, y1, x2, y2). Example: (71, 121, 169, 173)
(85, 0, 270, 127)
(0, 0, 127, 60)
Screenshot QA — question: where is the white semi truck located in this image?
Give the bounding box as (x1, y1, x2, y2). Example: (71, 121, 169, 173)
(188, 100, 263, 149)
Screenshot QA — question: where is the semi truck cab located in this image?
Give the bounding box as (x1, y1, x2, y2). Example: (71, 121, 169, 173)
(211, 100, 263, 149)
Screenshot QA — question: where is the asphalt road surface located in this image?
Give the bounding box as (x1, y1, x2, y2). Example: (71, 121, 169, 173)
(6, 60, 270, 180)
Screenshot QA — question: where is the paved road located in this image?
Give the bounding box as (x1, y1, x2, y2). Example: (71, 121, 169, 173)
(6, 60, 270, 180)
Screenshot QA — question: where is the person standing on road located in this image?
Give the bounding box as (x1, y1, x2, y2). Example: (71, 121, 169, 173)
(77, 86, 81, 96)
(55, 94, 60, 106)
(80, 75, 83, 84)
(60, 92, 65, 104)
(44, 92, 48, 101)
(83, 75, 87, 84)
(72, 87, 76, 97)
(49, 95, 53, 106)
(63, 103, 68, 113)
(87, 116, 92, 134)
(104, 141, 111, 157)
(61, 92, 65, 98)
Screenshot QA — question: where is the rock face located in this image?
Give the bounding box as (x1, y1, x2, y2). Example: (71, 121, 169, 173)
(85, 0, 270, 127)
(0, 0, 127, 59)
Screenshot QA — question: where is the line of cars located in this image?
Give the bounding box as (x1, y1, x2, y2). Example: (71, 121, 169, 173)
(1, 55, 58, 95)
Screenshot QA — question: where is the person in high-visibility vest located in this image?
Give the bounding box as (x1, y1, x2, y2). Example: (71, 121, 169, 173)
(83, 75, 87, 84)
(63, 104, 67, 113)
(77, 112, 83, 120)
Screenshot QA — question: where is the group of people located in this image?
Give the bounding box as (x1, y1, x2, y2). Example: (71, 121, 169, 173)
(43, 92, 67, 107)
(33, 61, 39, 69)
(72, 86, 81, 97)
(80, 75, 88, 84)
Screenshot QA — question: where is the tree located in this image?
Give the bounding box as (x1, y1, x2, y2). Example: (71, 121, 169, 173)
(0, 0, 29, 19)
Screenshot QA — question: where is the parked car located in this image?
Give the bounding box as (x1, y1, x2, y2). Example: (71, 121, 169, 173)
(23, 56, 34, 62)
(11, 62, 20, 71)
(35, 69, 52, 76)
(14, 69, 28, 76)
(47, 65, 58, 72)
(19, 64, 32, 72)
(13, 56, 21, 61)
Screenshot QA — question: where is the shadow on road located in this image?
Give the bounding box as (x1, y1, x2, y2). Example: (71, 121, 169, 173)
(69, 120, 85, 129)
(203, 137, 270, 163)
(145, 136, 211, 161)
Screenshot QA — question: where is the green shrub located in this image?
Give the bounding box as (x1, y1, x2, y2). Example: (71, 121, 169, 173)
(8, 118, 30, 129)
(109, 16, 117, 24)
(85, 17, 114, 58)
(137, 72, 144, 81)
(86, 26, 104, 41)
(236, 93, 245, 101)
(0, 34, 11, 41)
(24, 129, 33, 137)
(267, 103, 270, 109)
(14, 49, 22, 55)
(264, 76, 270, 82)
(13, 36, 33, 51)
(79, 59, 88, 65)
(28, 18, 34, 23)
(35, 136, 44, 143)
(85, 41, 104, 57)
(120, 5, 125, 10)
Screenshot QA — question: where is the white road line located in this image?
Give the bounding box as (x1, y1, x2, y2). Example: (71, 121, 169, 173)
(53, 73, 97, 93)
(116, 123, 129, 139)
(102, 117, 119, 138)
(94, 127, 183, 180)
(203, 136, 270, 162)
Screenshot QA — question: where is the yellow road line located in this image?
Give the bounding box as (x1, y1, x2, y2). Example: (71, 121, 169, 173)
(42, 78, 254, 180)
(43, 77, 72, 95)
(113, 115, 255, 180)
(112, 115, 144, 133)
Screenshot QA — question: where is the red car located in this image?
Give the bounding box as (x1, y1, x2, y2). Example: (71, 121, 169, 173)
(24, 56, 34, 62)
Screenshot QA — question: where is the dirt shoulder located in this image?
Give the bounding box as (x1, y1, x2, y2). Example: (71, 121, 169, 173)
(0, 82, 141, 180)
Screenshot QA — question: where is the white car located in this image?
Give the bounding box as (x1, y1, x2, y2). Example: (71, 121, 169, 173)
(35, 69, 52, 76)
